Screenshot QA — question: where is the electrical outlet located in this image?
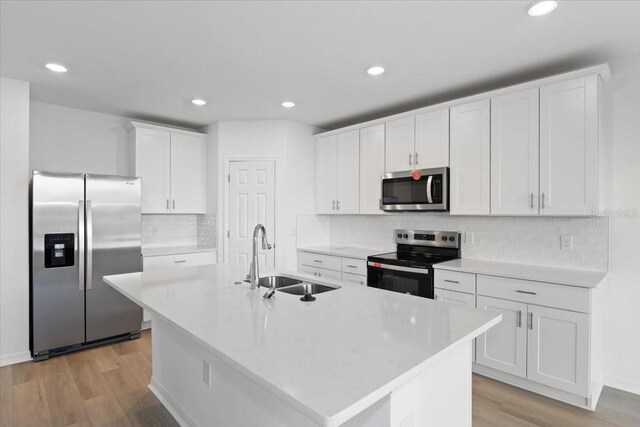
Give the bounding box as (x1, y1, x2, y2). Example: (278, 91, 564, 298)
(202, 360, 211, 386)
(560, 235, 573, 250)
(465, 231, 475, 244)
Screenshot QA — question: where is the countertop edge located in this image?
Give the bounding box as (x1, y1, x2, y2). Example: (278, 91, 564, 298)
(142, 246, 217, 257)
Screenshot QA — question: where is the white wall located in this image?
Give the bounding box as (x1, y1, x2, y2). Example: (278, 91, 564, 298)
(601, 54, 640, 395)
(213, 120, 317, 271)
(29, 101, 130, 175)
(0, 77, 31, 366)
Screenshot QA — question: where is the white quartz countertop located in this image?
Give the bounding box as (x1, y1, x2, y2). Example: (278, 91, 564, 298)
(297, 245, 387, 260)
(434, 259, 607, 288)
(142, 245, 216, 257)
(104, 265, 500, 426)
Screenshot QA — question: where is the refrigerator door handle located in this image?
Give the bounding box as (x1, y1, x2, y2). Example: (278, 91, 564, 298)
(86, 200, 93, 290)
(78, 201, 85, 291)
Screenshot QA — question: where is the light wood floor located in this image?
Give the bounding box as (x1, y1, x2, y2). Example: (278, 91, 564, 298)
(1, 330, 639, 426)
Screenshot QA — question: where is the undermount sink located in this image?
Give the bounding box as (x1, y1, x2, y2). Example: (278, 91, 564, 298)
(258, 275, 340, 297)
(258, 275, 303, 289)
(276, 283, 339, 296)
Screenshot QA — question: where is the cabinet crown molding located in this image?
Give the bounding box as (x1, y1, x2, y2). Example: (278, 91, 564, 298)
(126, 120, 207, 137)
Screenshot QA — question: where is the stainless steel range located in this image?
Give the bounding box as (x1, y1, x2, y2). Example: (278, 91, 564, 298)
(367, 229, 461, 298)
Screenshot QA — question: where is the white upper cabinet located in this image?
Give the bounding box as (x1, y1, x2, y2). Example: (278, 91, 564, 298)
(414, 109, 449, 169)
(385, 116, 415, 173)
(315, 135, 338, 214)
(337, 130, 360, 214)
(359, 124, 385, 214)
(134, 127, 171, 213)
(128, 122, 207, 214)
(315, 131, 360, 214)
(491, 89, 540, 215)
(540, 76, 600, 216)
(170, 133, 206, 214)
(450, 99, 491, 215)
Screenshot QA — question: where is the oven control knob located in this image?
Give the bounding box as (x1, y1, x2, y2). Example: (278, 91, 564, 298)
(449, 236, 455, 242)
(403, 234, 408, 239)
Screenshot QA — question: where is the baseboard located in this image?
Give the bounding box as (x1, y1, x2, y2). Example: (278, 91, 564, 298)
(0, 350, 31, 367)
(141, 320, 151, 330)
(604, 377, 640, 396)
(148, 377, 197, 427)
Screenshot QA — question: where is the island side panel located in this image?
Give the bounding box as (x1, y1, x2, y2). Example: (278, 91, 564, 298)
(149, 316, 321, 426)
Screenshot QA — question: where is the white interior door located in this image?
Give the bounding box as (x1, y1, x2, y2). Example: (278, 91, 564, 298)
(229, 161, 275, 279)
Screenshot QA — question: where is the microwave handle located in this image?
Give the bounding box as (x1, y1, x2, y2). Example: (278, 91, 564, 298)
(426, 175, 433, 204)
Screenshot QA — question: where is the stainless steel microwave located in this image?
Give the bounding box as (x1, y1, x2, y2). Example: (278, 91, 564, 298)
(380, 167, 449, 211)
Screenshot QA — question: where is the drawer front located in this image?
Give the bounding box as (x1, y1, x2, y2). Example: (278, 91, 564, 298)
(143, 251, 216, 271)
(298, 251, 342, 271)
(477, 274, 590, 313)
(342, 272, 367, 287)
(298, 264, 342, 281)
(434, 270, 476, 294)
(341, 257, 367, 275)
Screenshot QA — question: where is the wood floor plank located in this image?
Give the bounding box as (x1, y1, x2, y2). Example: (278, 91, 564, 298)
(41, 358, 91, 427)
(0, 365, 13, 427)
(82, 393, 131, 427)
(12, 379, 52, 427)
(66, 352, 111, 402)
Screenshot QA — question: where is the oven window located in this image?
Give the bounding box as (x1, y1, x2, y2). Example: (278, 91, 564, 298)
(382, 175, 442, 204)
(367, 267, 433, 298)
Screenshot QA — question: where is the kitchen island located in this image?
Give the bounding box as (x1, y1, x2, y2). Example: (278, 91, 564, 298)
(104, 264, 500, 427)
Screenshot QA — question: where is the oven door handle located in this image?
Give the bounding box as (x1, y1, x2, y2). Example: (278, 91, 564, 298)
(368, 261, 430, 275)
(426, 175, 433, 204)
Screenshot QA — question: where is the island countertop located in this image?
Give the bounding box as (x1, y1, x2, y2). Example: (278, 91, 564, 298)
(104, 265, 500, 426)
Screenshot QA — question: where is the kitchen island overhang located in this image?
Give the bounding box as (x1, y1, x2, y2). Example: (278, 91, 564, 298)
(104, 265, 501, 427)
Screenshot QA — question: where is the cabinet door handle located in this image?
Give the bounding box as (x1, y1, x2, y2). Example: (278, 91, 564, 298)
(332, 200, 336, 210)
(409, 153, 413, 166)
(336, 200, 340, 210)
(517, 310, 523, 328)
(174, 260, 186, 264)
(528, 312, 534, 330)
(444, 279, 459, 284)
(541, 193, 545, 209)
(516, 290, 537, 295)
(172, 199, 176, 210)
(414, 152, 419, 166)
(166, 199, 169, 210)
(530, 193, 535, 209)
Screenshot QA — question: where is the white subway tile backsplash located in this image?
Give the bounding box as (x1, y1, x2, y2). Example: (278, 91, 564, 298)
(297, 213, 609, 272)
(142, 214, 217, 249)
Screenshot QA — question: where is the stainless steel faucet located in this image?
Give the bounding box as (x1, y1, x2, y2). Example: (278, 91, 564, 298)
(247, 224, 272, 289)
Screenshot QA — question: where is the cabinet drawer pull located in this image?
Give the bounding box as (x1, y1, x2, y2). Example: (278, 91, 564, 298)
(444, 279, 459, 284)
(313, 260, 323, 263)
(346, 265, 358, 269)
(174, 260, 186, 264)
(516, 290, 537, 295)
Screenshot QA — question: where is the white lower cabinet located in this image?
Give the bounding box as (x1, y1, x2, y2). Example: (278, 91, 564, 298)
(434, 288, 476, 362)
(297, 250, 367, 285)
(476, 296, 528, 378)
(527, 305, 589, 396)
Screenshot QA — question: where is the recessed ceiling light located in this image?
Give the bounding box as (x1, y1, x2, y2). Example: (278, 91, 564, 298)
(528, 1, 558, 16)
(281, 101, 295, 108)
(367, 66, 385, 76)
(45, 63, 68, 73)
(191, 99, 207, 106)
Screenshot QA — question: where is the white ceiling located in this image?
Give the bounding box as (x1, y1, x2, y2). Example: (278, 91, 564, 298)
(1, 1, 639, 130)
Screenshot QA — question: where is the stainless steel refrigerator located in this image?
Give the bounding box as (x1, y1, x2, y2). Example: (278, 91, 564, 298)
(30, 170, 143, 360)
